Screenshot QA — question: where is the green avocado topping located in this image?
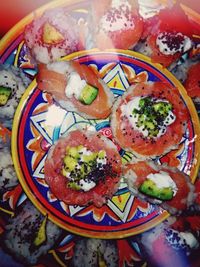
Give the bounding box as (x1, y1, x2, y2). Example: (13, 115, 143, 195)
(79, 84, 98, 105)
(33, 216, 47, 246)
(61, 145, 107, 191)
(0, 86, 12, 105)
(139, 179, 173, 201)
(132, 97, 173, 138)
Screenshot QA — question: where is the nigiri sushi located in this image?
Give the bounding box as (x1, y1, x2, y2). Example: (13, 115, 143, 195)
(89, 0, 143, 50)
(135, 4, 195, 68)
(37, 61, 115, 119)
(111, 81, 189, 159)
(24, 7, 85, 64)
(44, 130, 122, 208)
(123, 160, 195, 215)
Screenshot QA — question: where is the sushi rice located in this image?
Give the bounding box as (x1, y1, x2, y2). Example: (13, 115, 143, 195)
(70, 238, 119, 267)
(0, 64, 31, 129)
(2, 200, 62, 265)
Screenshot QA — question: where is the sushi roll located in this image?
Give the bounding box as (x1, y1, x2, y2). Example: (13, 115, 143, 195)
(0, 146, 18, 195)
(0, 125, 18, 195)
(137, 220, 199, 267)
(37, 61, 115, 119)
(0, 64, 30, 129)
(111, 81, 189, 159)
(89, 0, 143, 50)
(123, 160, 195, 215)
(24, 7, 85, 64)
(134, 3, 195, 68)
(44, 130, 122, 208)
(2, 200, 62, 265)
(70, 238, 119, 267)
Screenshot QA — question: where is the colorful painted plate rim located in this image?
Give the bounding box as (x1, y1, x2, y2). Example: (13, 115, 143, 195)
(11, 48, 200, 238)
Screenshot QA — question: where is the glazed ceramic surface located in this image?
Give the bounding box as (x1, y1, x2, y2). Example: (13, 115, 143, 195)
(0, 0, 200, 266)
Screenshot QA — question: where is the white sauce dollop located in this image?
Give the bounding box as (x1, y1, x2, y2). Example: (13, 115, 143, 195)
(47, 61, 72, 75)
(156, 32, 192, 55)
(179, 232, 199, 249)
(65, 72, 87, 99)
(79, 179, 96, 192)
(120, 97, 176, 138)
(121, 98, 149, 137)
(99, 0, 134, 33)
(138, 0, 171, 19)
(147, 171, 178, 196)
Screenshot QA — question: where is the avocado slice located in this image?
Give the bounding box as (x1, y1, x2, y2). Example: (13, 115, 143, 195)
(0, 86, 12, 105)
(153, 102, 172, 116)
(67, 181, 81, 190)
(42, 22, 64, 44)
(139, 179, 173, 201)
(79, 84, 98, 105)
(33, 216, 47, 246)
(63, 156, 78, 172)
(67, 146, 82, 159)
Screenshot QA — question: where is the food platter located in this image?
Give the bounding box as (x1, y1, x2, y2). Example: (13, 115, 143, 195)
(11, 49, 199, 238)
(0, 0, 200, 266)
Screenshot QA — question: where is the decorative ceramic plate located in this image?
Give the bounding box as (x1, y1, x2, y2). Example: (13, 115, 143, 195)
(11, 49, 200, 238)
(0, 0, 200, 266)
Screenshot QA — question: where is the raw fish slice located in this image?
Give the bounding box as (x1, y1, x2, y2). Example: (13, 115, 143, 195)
(124, 160, 195, 215)
(90, 0, 143, 50)
(37, 61, 115, 119)
(111, 82, 189, 159)
(184, 62, 200, 102)
(24, 7, 85, 64)
(44, 130, 122, 208)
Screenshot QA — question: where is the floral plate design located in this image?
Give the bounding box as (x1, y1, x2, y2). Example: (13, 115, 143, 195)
(0, 0, 200, 266)
(11, 49, 200, 238)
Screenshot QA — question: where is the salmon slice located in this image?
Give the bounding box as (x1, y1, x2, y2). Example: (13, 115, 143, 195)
(91, 0, 143, 50)
(111, 82, 189, 158)
(147, 34, 181, 68)
(36, 61, 114, 119)
(44, 130, 122, 208)
(184, 62, 200, 99)
(124, 161, 195, 214)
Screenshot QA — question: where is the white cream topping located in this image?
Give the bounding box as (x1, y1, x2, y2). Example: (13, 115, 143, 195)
(65, 72, 87, 99)
(99, 0, 134, 33)
(147, 171, 178, 196)
(138, 0, 171, 19)
(111, 0, 131, 9)
(120, 97, 176, 138)
(79, 179, 96, 192)
(156, 32, 192, 55)
(121, 98, 149, 137)
(179, 232, 199, 249)
(47, 61, 72, 75)
(96, 152, 107, 169)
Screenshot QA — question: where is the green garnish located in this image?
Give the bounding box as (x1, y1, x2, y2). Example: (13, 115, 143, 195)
(139, 179, 173, 201)
(33, 216, 47, 246)
(61, 146, 107, 190)
(79, 84, 98, 105)
(132, 97, 173, 138)
(0, 86, 12, 105)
